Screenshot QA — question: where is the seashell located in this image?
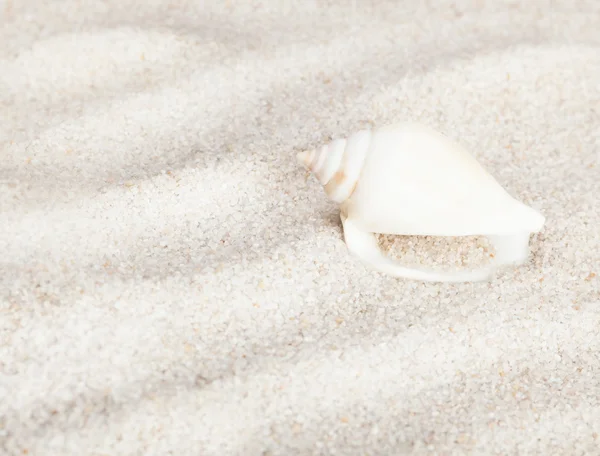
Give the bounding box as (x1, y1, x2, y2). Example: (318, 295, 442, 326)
(297, 121, 545, 282)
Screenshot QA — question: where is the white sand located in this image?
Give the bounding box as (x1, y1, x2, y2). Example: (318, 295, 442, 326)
(1, 0, 599, 454)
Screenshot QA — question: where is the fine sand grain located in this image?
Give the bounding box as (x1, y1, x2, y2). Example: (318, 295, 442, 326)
(1, 1, 599, 455)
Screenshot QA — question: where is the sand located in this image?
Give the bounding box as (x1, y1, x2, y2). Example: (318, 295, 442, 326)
(1, 0, 599, 454)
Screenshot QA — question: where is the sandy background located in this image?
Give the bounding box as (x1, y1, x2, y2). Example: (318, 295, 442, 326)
(1, 0, 599, 454)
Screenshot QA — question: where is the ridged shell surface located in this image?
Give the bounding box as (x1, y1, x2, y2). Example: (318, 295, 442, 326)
(298, 129, 372, 203)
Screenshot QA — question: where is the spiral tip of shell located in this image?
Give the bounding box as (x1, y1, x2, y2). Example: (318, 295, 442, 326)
(296, 149, 315, 168)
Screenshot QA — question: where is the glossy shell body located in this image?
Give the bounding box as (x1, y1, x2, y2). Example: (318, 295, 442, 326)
(343, 122, 545, 236)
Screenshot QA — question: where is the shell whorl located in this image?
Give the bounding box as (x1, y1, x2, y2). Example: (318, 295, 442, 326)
(298, 129, 372, 203)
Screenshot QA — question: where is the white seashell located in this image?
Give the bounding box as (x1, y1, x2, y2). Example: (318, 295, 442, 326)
(297, 121, 545, 282)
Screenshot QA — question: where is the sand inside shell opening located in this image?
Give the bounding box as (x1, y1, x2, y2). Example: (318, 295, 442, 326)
(376, 234, 496, 271)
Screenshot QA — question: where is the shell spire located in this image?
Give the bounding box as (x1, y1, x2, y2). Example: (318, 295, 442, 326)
(296, 149, 316, 169)
(297, 130, 372, 203)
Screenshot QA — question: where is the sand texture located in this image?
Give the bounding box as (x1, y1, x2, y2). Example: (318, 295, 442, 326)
(1, 1, 600, 454)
